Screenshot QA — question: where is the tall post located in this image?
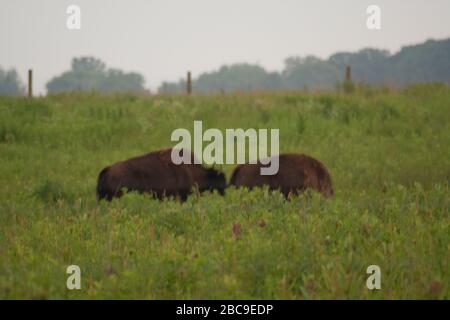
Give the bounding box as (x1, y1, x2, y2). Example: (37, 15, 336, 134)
(187, 71, 192, 95)
(28, 69, 33, 97)
(345, 65, 351, 82)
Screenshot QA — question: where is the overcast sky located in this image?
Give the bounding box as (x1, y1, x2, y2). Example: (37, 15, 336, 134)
(1, 0, 449, 94)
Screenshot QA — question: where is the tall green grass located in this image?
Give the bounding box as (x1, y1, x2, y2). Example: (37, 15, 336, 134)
(0, 84, 448, 299)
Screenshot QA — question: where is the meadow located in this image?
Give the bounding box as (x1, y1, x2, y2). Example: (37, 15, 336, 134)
(0, 84, 448, 299)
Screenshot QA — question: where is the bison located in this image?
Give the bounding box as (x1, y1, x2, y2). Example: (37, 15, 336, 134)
(229, 153, 333, 198)
(96, 148, 226, 201)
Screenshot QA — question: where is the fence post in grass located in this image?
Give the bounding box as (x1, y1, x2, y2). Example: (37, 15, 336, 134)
(345, 65, 351, 82)
(343, 65, 354, 93)
(187, 71, 192, 95)
(28, 69, 33, 97)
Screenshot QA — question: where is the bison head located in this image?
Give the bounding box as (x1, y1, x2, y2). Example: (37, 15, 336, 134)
(204, 167, 226, 195)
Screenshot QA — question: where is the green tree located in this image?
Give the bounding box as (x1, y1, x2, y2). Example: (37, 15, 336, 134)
(46, 57, 145, 94)
(282, 56, 340, 90)
(0, 67, 24, 96)
(158, 64, 282, 94)
(329, 48, 391, 84)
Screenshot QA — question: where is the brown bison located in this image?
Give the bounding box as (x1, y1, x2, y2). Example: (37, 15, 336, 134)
(229, 153, 333, 198)
(97, 148, 226, 201)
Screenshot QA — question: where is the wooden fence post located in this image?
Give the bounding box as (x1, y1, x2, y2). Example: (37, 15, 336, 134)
(345, 65, 351, 82)
(187, 71, 192, 95)
(28, 69, 33, 97)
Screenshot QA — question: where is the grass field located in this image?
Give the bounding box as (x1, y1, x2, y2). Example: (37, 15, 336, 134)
(0, 84, 449, 299)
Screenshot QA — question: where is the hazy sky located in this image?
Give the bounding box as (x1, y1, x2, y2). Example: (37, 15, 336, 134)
(1, 0, 449, 94)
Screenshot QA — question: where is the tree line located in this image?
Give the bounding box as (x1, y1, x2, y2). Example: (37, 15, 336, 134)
(160, 38, 450, 93)
(0, 37, 449, 95)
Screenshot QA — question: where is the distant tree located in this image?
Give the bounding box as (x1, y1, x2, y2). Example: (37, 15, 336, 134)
(71, 57, 106, 73)
(387, 39, 450, 85)
(46, 57, 145, 94)
(101, 69, 145, 92)
(0, 67, 25, 96)
(282, 56, 340, 90)
(157, 63, 282, 94)
(329, 48, 391, 84)
(196, 64, 280, 93)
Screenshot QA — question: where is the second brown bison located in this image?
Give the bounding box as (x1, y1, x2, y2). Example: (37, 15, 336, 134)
(97, 148, 226, 201)
(229, 153, 333, 198)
